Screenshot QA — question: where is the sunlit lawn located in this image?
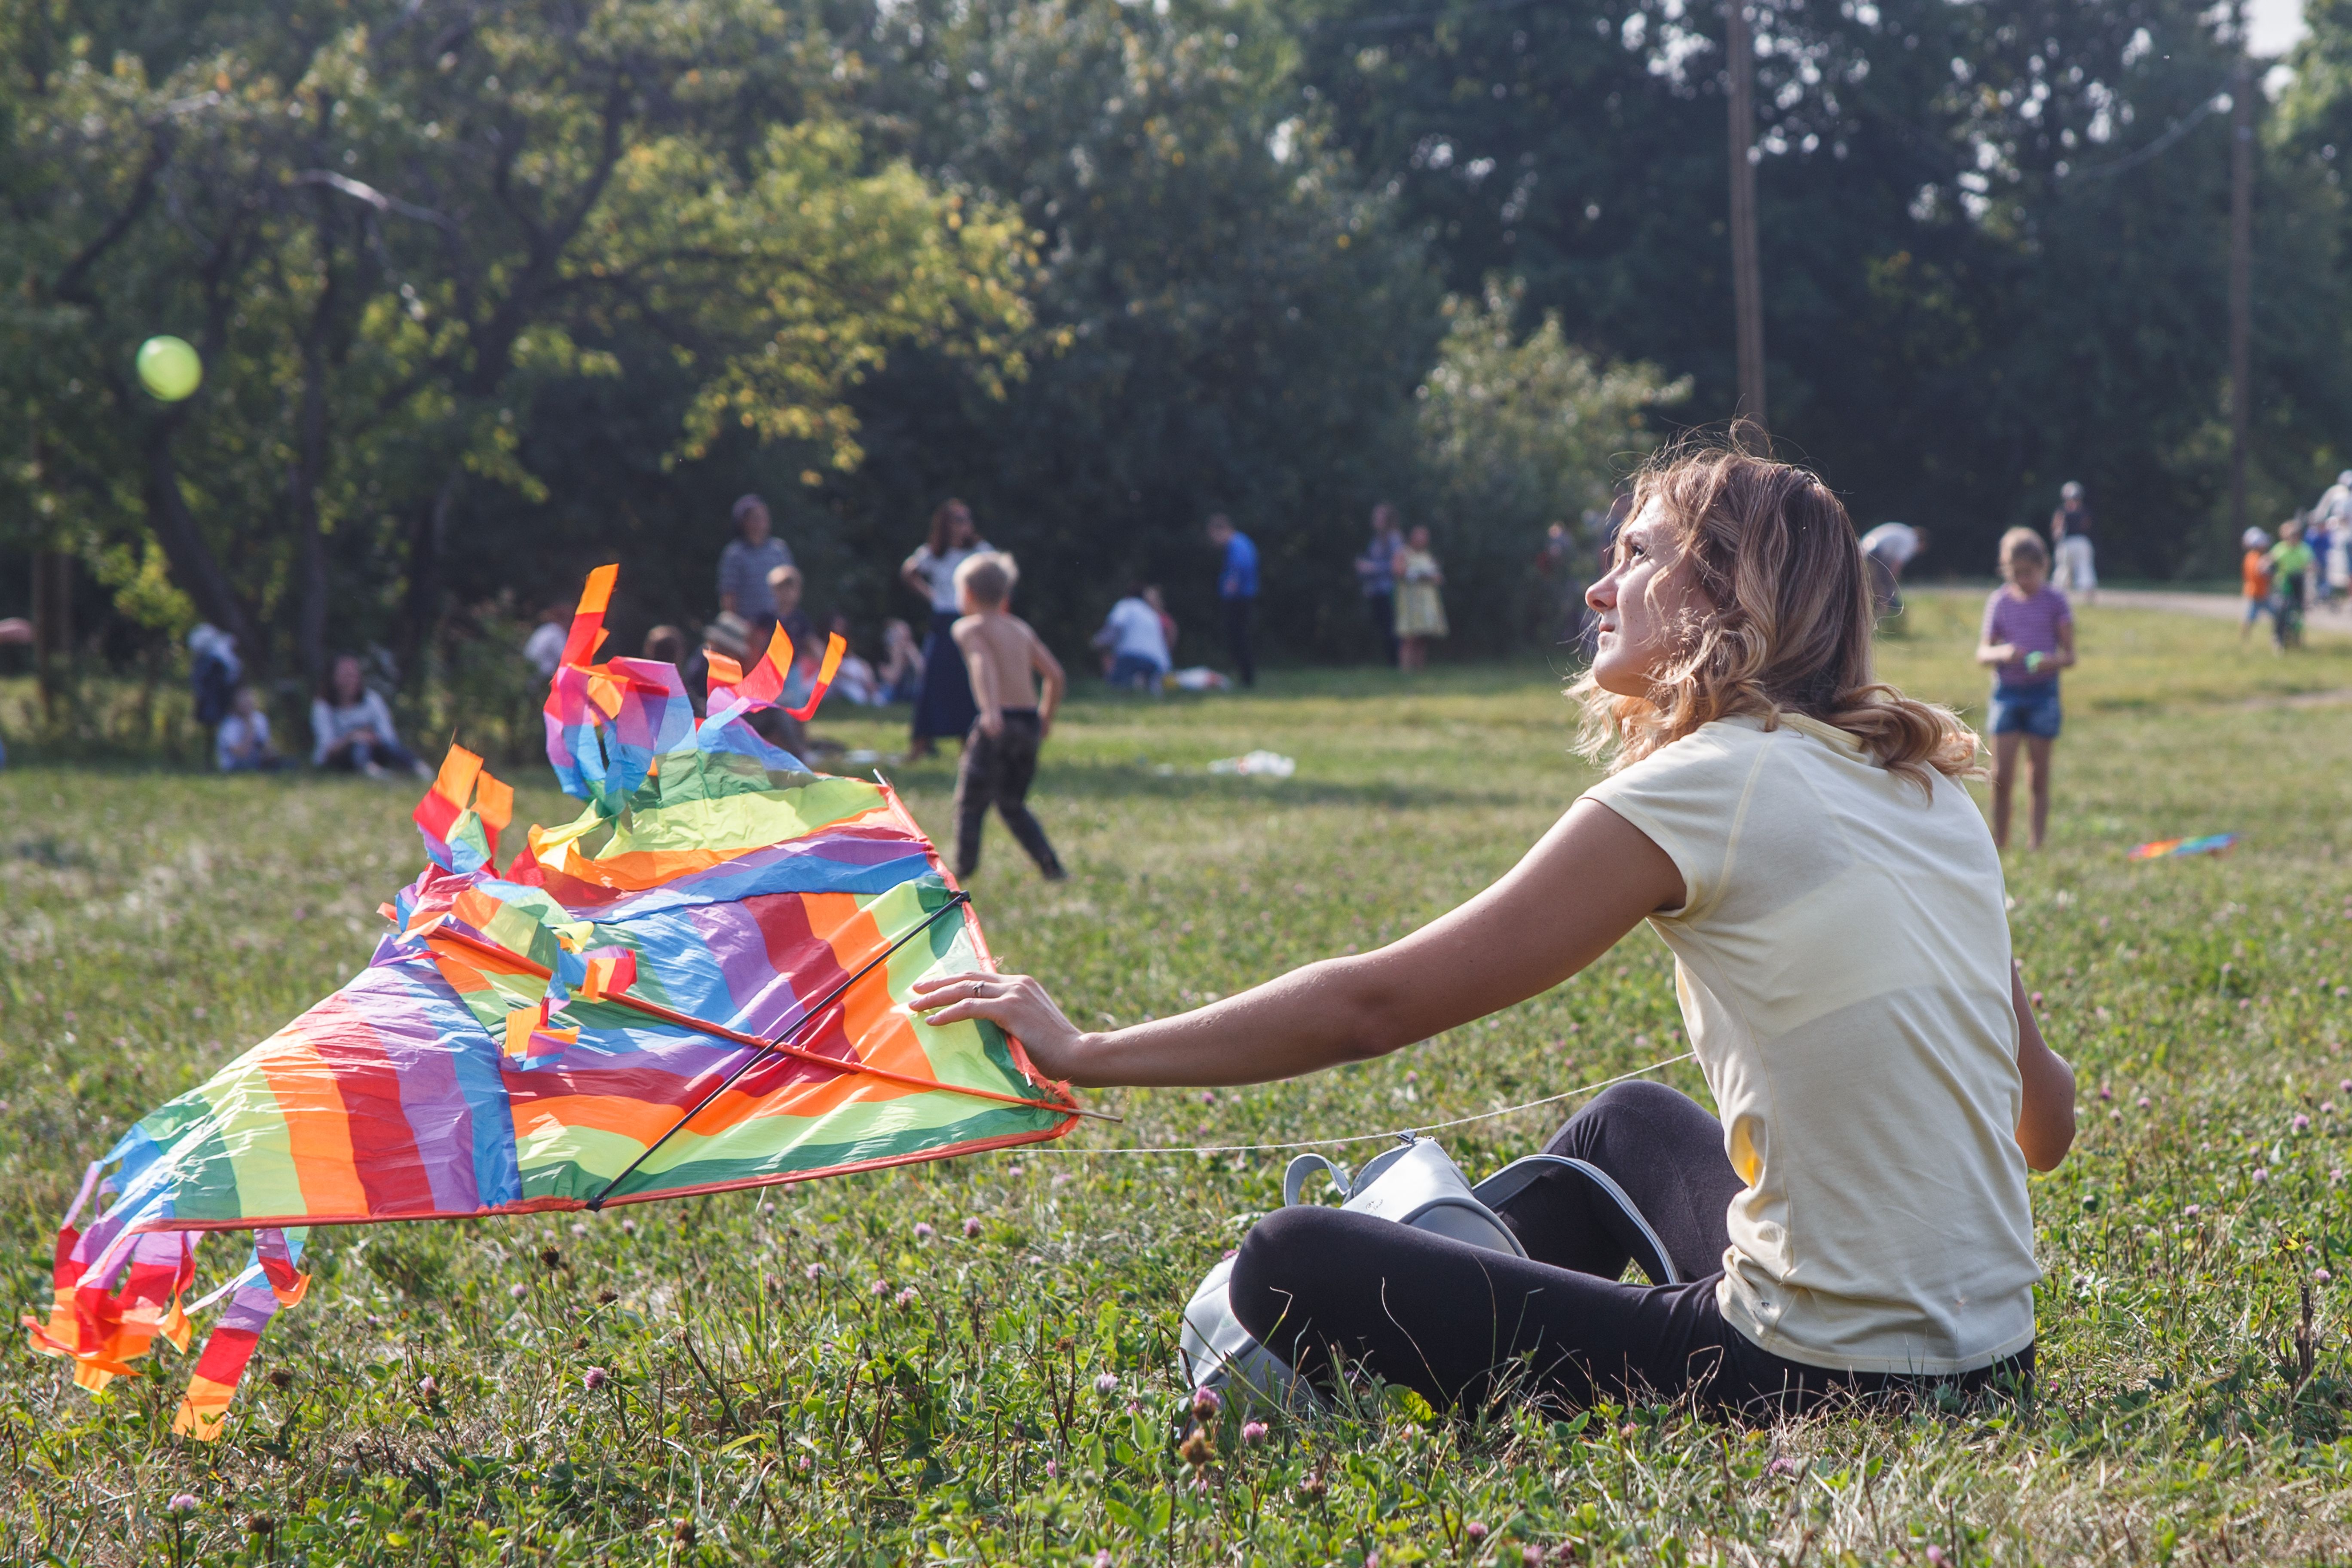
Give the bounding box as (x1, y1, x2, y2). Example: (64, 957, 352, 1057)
(9, 595, 2352, 1562)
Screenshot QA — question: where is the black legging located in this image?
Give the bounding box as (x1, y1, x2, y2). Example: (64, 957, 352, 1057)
(1230, 1081, 2032, 1416)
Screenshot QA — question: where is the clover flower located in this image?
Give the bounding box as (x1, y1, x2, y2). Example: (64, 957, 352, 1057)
(584, 1367, 609, 1391)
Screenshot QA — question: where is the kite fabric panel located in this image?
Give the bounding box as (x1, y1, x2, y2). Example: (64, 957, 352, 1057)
(28, 564, 1081, 1439)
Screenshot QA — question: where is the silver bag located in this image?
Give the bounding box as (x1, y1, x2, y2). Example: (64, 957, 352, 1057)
(1173, 1135, 1684, 1410)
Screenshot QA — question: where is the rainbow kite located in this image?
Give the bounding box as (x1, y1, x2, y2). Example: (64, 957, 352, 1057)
(2128, 833, 2241, 861)
(28, 566, 1084, 1438)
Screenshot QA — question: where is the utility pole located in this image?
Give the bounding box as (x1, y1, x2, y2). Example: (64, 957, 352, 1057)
(1727, 0, 1767, 432)
(2228, 0, 2254, 539)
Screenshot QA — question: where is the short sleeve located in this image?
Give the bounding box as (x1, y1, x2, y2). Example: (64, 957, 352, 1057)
(1580, 725, 1768, 921)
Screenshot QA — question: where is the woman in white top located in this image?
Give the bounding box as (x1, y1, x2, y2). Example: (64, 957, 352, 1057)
(311, 654, 429, 779)
(900, 499, 991, 761)
(913, 444, 2076, 1413)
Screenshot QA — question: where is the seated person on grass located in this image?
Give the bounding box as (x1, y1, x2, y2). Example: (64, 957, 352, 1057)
(916, 442, 2076, 1418)
(216, 687, 285, 772)
(312, 654, 429, 780)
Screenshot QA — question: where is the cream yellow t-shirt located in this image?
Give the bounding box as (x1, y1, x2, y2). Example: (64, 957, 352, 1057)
(1583, 712, 2039, 1374)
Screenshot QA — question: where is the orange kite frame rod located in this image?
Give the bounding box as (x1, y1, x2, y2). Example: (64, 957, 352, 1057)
(418, 919, 1111, 1122)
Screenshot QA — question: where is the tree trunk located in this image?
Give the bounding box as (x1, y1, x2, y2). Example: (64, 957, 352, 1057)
(397, 469, 462, 686)
(30, 548, 72, 724)
(1726, 0, 1767, 433)
(2227, 20, 2254, 541)
(144, 419, 255, 654)
(292, 339, 332, 693)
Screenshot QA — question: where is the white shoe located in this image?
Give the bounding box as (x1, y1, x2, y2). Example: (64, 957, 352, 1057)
(361, 760, 391, 780)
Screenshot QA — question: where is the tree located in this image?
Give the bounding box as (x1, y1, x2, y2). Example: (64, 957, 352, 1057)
(1413, 281, 1686, 647)
(824, 0, 1443, 657)
(0, 0, 1035, 692)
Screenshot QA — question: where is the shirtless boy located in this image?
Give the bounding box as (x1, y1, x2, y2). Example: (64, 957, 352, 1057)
(949, 552, 1068, 881)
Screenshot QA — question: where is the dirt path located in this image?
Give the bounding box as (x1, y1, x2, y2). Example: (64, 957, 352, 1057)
(1917, 584, 2352, 635)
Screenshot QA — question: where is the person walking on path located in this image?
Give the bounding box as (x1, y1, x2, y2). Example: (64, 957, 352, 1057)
(2049, 482, 2096, 601)
(1975, 529, 2074, 852)
(902, 499, 990, 760)
(2316, 472, 2352, 609)
(949, 552, 1066, 881)
(1393, 524, 1449, 672)
(1858, 522, 1926, 617)
(1208, 513, 1259, 687)
(1355, 503, 1404, 667)
(717, 495, 794, 620)
(914, 443, 2073, 1421)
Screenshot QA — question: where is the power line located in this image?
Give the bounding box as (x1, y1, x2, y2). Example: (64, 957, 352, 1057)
(2059, 89, 2227, 181)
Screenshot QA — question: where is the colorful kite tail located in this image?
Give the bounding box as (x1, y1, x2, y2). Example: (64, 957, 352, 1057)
(173, 1229, 309, 1441)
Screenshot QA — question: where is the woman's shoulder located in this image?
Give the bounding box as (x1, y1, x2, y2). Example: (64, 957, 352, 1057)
(1589, 717, 1771, 798)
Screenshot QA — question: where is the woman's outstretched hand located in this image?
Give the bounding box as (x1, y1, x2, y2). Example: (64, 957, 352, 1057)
(910, 971, 1093, 1084)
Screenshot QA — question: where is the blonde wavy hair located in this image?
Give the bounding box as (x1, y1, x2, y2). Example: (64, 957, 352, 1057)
(1572, 439, 1981, 792)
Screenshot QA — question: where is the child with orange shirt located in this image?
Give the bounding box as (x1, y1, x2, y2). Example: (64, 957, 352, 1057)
(2241, 527, 2273, 643)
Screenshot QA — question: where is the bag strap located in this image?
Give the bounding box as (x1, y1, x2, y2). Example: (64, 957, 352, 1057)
(1283, 1153, 1352, 1207)
(1470, 1155, 1684, 1285)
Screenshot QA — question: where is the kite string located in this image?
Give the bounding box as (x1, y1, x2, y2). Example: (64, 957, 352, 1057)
(1032, 1049, 1700, 1157)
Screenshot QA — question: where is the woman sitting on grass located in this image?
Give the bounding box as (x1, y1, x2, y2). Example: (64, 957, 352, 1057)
(916, 441, 2076, 1416)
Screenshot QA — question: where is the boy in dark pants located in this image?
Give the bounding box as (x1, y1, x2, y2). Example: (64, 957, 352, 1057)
(950, 552, 1068, 881)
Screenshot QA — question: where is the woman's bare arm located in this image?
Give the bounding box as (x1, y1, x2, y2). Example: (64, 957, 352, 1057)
(910, 799, 1684, 1087)
(2012, 962, 2075, 1170)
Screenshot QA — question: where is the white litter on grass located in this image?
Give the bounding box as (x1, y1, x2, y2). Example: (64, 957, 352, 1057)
(842, 748, 884, 766)
(1170, 667, 1232, 692)
(1207, 750, 1296, 779)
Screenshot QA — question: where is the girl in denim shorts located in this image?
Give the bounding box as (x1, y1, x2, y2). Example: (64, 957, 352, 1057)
(1975, 528, 2076, 851)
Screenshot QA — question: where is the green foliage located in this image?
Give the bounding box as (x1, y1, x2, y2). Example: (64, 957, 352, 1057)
(11, 605, 2352, 1557)
(821, 0, 1444, 659)
(1298, 0, 2352, 580)
(0, 0, 1033, 687)
(1413, 280, 1687, 644)
(24, 0, 2352, 717)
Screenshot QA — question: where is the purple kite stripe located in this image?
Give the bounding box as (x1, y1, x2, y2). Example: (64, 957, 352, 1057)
(686, 902, 813, 1039)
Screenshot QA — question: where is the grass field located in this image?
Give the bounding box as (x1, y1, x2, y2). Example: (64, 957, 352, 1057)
(11, 594, 2352, 1564)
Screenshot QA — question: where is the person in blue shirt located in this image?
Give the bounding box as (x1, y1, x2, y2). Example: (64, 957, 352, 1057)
(1354, 503, 1403, 668)
(1208, 513, 1259, 688)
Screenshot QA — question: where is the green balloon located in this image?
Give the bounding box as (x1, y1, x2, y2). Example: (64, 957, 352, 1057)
(136, 336, 203, 401)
